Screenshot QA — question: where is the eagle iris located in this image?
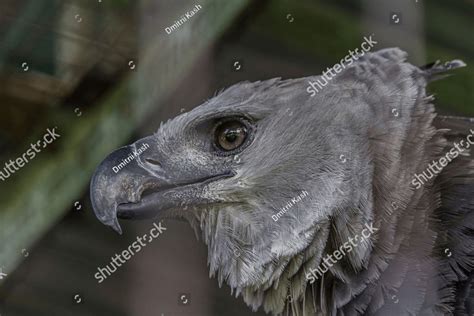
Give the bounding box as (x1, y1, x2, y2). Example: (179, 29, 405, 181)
(215, 120, 248, 151)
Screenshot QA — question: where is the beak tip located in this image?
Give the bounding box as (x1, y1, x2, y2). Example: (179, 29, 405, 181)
(113, 225, 123, 235)
(95, 212, 123, 235)
(90, 146, 137, 235)
(110, 218, 123, 235)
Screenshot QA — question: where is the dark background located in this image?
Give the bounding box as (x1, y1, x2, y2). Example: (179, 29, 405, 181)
(0, 0, 472, 315)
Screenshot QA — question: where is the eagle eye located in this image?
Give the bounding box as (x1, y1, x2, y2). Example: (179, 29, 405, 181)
(214, 120, 248, 152)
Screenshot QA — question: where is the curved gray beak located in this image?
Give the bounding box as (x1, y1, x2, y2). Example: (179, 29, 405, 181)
(90, 136, 235, 235)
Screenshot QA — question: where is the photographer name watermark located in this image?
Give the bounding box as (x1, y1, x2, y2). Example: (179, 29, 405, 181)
(272, 190, 309, 222)
(165, 4, 202, 35)
(0, 127, 61, 181)
(112, 143, 150, 174)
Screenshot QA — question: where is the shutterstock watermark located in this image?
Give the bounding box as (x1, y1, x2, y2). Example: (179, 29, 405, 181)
(272, 190, 309, 222)
(94, 221, 167, 283)
(306, 35, 377, 96)
(412, 128, 474, 189)
(305, 223, 378, 283)
(0, 127, 60, 181)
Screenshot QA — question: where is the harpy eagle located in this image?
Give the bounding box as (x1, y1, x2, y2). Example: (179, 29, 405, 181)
(90, 48, 474, 315)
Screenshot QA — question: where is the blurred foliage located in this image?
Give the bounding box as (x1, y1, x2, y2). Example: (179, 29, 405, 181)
(246, 0, 473, 115)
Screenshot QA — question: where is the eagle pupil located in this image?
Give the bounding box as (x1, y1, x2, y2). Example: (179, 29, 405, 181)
(215, 120, 248, 152)
(225, 130, 238, 143)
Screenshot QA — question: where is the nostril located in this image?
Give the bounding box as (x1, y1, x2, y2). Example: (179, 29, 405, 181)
(145, 158, 162, 167)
